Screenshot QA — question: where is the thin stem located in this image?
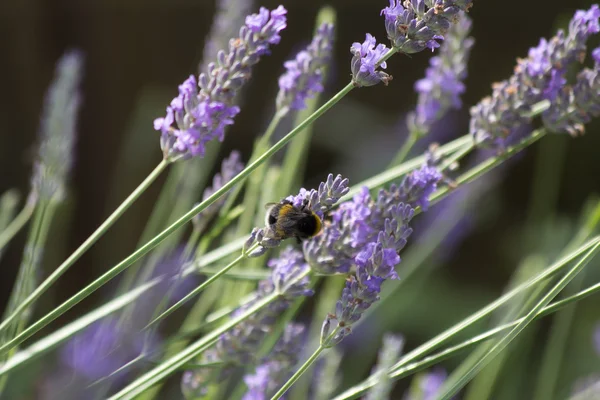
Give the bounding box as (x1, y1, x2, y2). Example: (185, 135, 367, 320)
(342, 134, 472, 201)
(143, 250, 250, 329)
(219, 110, 286, 220)
(428, 129, 546, 209)
(271, 345, 326, 400)
(0, 194, 36, 252)
(436, 241, 600, 400)
(332, 277, 600, 400)
(0, 159, 169, 336)
(0, 240, 246, 376)
(0, 83, 355, 356)
(389, 131, 419, 167)
(388, 235, 600, 372)
(181, 225, 202, 261)
(109, 291, 280, 400)
(236, 111, 285, 239)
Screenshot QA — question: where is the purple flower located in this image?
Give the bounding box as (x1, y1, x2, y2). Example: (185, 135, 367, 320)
(367, 333, 404, 400)
(305, 154, 442, 277)
(350, 34, 392, 87)
(542, 46, 600, 135)
(404, 368, 448, 400)
(242, 323, 306, 400)
(245, 174, 349, 257)
(181, 249, 312, 397)
(193, 150, 245, 232)
(471, 5, 600, 150)
(399, 164, 443, 211)
(155, 6, 287, 160)
(60, 318, 157, 382)
(32, 49, 84, 202)
(381, 0, 472, 54)
(594, 322, 600, 355)
(276, 22, 335, 113)
(408, 13, 474, 135)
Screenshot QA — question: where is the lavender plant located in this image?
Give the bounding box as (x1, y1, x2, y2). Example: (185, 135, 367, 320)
(0, 49, 84, 381)
(471, 5, 600, 150)
(7, 2, 600, 400)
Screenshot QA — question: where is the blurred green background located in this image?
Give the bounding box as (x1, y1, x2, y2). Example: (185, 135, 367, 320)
(1, 0, 600, 399)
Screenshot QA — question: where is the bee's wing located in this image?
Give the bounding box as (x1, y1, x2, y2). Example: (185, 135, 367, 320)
(264, 202, 277, 210)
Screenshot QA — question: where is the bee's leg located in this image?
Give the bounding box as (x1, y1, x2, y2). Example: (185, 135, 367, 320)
(301, 197, 310, 211)
(295, 236, 302, 245)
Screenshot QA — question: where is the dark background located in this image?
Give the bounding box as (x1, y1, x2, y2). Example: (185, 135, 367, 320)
(1, 0, 600, 398)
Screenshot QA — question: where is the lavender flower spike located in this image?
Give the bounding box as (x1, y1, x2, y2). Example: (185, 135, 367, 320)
(33, 50, 84, 203)
(381, 0, 473, 54)
(242, 323, 306, 400)
(350, 34, 392, 87)
(408, 12, 474, 136)
(367, 334, 404, 400)
(276, 23, 335, 113)
(192, 150, 244, 232)
(244, 174, 349, 257)
(405, 368, 448, 400)
(181, 249, 312, 398)
(542, 46, 600, 135)
(470, 5, 600, 150)
(154, 6, 287, 161)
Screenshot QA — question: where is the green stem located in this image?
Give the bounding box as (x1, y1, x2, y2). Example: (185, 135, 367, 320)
(387, 235, 599, 373)
(0, 194, 36, 252)
(182, 225, 202, 261)
(219, 110, 285, 220)
(389, 131, 419, 167)
(0, 159, 169, 336)
(143, 250, 249, 329)
(0, 239, 245, 376)
(342, 134, 472, 201)
(271, 345, 326, 400)
(0, 83, 355, 356)
(428, 129, 546, 209)
(109, 291, 279, 400)
(436, 241, 600, 400)
(0, 199, 57, 394)
(332, 277, 600, 400)
(531, 272, 587, 400)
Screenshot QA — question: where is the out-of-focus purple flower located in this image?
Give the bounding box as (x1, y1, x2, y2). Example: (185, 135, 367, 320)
(32, 50, 84, 203)
(244, 174, 349, 257)
(181, 249, 312, 398)
(381, 0, 472, 54)
(404, 368, 448, 400)
(60, 318, 157, 383)
(350, 34, 392, 87)
(277, 23, 335, 113)
(192, 151, 245, 232)
(242, 323, 305, 400)
(471, 5, 600, 150)
(408, 13, 474, 136)
(199, 0, 255, 75)
(542, 46, 600, 135)
(593, 322, 600, 355)
(366, 333, 404, 400)
(155, 6, 287, 161)
(311, 347, 343, 400)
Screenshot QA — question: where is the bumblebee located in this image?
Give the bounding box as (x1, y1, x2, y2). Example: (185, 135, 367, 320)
(264, 199, 322, 241)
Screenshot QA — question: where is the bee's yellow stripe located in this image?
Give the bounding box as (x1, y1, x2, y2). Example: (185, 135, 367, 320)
(312, 212, 322, 236)
(278, 204, 294, 218)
